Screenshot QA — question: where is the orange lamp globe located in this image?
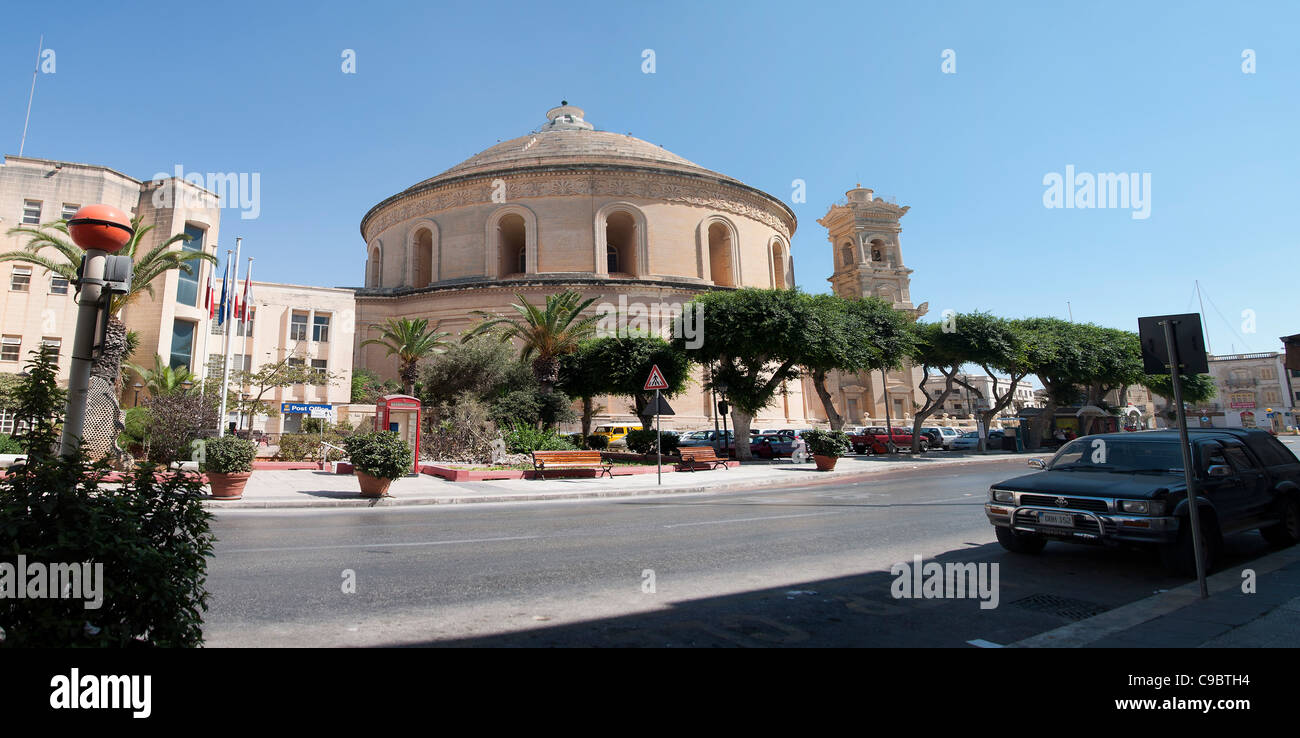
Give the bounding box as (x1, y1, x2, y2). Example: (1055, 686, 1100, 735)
(67, 204, 134, 253)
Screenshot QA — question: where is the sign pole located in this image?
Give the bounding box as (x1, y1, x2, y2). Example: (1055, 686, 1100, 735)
(1162, 319, 1209, 599)
(655, 388, 662, 485)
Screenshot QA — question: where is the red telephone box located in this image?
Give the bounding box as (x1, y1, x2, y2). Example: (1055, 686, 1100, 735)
(375, 394, 421, 473)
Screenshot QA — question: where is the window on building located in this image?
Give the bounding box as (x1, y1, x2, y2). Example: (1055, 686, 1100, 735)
(41, 337, 61, 359)
(313, 314, 330, 342)
(169, 319, 196, 370)
(50, 275, 69, 295)
(1, 336, 20, 362)
(288, 357, 306, 385)
(61, 203, 79, 221)
(290, 313, 308, 341)
(311, 359, 327, 379)
(174, 224, 205, 306)
(1260, 366, 1276, 380)
(1263, 389, 1280, 404)
(207, 354, 251, 375)
(0, 409, 15, 435)
(22, 200, 41, 225)
(10, 266, 32, 292)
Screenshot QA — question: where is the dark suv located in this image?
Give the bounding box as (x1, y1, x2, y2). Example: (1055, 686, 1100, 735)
(984, 429, 1300, 574)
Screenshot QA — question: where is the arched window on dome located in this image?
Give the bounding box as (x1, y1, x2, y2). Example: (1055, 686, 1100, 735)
(497, 213, 527, 276)
(771, 240, 787, 289)
(708, 221, 736, 288)
(412, 227, 434, 286)
(366, 242, 382, 288)
(604, 211, 636, 276)
(840, 243, 854, 268)
(870, 238, 886, 263)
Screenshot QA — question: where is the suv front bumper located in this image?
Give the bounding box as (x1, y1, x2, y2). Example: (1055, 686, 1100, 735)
(986, 503, 1178, 545)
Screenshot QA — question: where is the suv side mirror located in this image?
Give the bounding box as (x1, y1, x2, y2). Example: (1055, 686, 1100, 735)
(1028, 458, 1046, 470)
(1206, 464, 1232, 478)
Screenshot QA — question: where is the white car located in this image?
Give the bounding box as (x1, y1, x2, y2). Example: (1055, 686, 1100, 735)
(922, 426, 962, 449)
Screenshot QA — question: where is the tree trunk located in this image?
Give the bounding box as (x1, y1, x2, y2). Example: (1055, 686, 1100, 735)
(88, 316, 131, 468)
(810, 368, 844, 431)
(92, 316, 130, 385)
(580, 397, 594, 438)
(730, 409, 753, 461)
(400, 359, 418, 396)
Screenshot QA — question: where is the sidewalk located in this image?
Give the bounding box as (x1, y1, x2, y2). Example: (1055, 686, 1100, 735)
(1011, 544, 1300, 648)
(205, 450, 1041, 509)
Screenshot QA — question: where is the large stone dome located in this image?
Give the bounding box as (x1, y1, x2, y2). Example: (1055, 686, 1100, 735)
(427, 104, 740, 186)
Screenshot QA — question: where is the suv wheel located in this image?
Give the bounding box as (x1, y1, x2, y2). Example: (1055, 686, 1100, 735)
(1261, 494, 1300, 546)
(917, 440, 930, 453)
(854, 445, 867, 455)
(996, 526, 1047, 554)
(1160, 512, 1221, 576)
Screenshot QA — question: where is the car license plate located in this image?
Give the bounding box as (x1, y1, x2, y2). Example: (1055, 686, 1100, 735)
(1039, 512, 1074, 527)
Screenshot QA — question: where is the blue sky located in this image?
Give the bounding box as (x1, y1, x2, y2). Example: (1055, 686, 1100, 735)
(4, 1, 1297, 354)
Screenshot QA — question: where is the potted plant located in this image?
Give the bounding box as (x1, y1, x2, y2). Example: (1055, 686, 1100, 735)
(200, 435, 257, 500)
(343, 431, 412, 497)
(803, 429, 850, 471)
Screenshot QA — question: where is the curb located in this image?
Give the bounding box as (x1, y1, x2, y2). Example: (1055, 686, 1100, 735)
(204, 452, 1032, 510)
(1008, 544, 1300, 648)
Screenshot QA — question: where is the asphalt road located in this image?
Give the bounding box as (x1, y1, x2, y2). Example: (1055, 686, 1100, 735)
(201, 454, 1288, 647)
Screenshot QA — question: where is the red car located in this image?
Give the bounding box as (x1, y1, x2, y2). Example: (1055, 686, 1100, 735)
(849, 426, 927, 454)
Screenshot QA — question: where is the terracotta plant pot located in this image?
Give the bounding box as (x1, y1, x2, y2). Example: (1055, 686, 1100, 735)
(357, 471, 393, 498)
(813, 454, 839, 471)
(208, 471, 252, 500)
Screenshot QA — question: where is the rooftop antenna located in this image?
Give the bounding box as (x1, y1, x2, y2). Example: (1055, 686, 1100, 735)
(18, 34, 42, 157)
(1194, 279, 1213, 355)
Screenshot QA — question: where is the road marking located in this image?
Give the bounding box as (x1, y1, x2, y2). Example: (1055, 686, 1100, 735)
(221, 534, 542, 554)
(662, 511, 843, 529)
(967, 639, 1003, 648)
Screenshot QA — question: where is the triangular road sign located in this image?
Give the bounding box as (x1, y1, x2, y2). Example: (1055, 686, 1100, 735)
(643, 364, 669, 391)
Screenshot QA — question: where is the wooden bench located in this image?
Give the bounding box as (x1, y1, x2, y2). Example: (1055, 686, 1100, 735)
(531, 450, 613, 480)
(678, 447, 730, 471)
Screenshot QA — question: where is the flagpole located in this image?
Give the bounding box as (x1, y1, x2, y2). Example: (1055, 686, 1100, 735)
(217, 238, 241, 437)
(241, 256, 253, 432)
(19, 35, 42, 158)
(198, 256, 212, 402)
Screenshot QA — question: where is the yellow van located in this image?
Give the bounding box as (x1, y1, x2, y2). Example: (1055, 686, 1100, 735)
(592, 425, 634, 448)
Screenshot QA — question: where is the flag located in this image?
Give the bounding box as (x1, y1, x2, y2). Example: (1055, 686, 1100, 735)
(203, 267, 214, 318)
(241, 261, 254, 327)
(217, 261, 229, 326)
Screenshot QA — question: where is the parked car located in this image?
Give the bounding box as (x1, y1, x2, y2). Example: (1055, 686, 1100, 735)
(984, 428, 1300, 574)
(750, 433, 796, 459)
(593, 425, 634, 449)
(950, 429, 1004, 451)
(849, 426, 925, 454)
(678, 429, 736, 452)
(920, 426, 961, 449)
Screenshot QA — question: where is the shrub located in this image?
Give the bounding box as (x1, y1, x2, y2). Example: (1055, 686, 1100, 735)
(423, 393, 498, 463)
(200, 435, 256, 474)
(803, 429, 850, 458)
(585, 434, 609, 450)
(344, 431, 412, 480)
(0, 346, 214, 647)
(143, 390, 220, 465)
(624, 429, 681, 455)
(503, 424, 576, 454)
(277, 432, 347, 462)
(0, 434, 21, 455)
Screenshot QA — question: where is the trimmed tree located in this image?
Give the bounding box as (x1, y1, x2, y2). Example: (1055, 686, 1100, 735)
(671, 288, 812, 461)
(1140, 373, 1218, 421)
(906, 312, 1010, 452)
(801, 294, 914, 431)
(560, 335, 693, 432)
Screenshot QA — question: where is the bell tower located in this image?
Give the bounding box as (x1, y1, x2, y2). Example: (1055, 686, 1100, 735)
(819, 185, 927, 319)
(813, 185, 928, 426)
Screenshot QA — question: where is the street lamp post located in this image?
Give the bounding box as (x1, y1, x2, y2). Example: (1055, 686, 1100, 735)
(61, 205, 134, 458)
(716, 381, 730, 457)
(132, 382, 143, 407)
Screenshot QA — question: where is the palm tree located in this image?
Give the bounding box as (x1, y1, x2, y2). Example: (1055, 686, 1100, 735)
(360, 317, 451, 395)
(464, 290, 600, 393)
(2, 217, 217, 389)
(127, 355, 197, 398)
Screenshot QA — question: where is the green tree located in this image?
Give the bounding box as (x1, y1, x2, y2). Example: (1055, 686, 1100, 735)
(1140, 373, 1218, 420)
(2, 217, 216, 391)
(360, 317, 451, 395)
(464, 290, 600, 394)
(559, 335, 693, 432)
(226, 355, 339, 431)
(801, 294, 914, 431)
(351, 367, 401, 404)
(127, 355, 198, 398)
(934, 314, 1033, 452)
(906, 312, 1012, 452)
(671, 288, 812, 461)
